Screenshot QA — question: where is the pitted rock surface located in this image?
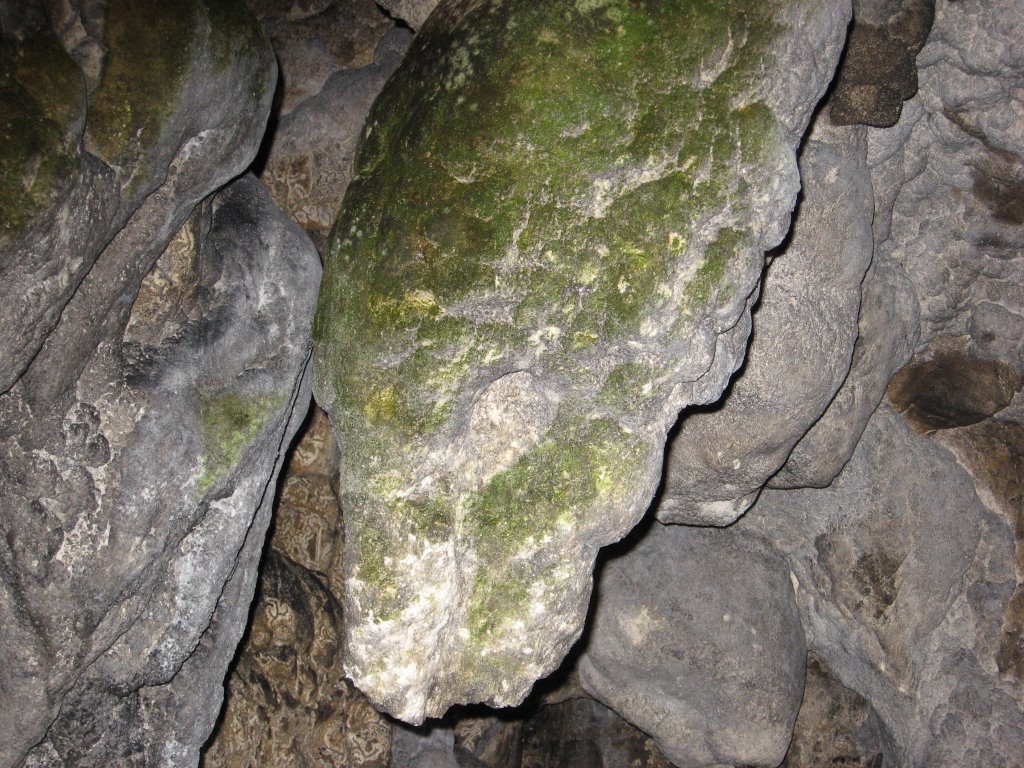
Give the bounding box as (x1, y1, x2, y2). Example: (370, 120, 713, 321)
(313, 0, 850, 722)
(201, 550, 391, 768)
(0, 4, 322, 760)
(744, 405, 1024, 768)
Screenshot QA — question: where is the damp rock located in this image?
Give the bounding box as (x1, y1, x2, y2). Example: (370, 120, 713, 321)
(312, 0, 850, 722)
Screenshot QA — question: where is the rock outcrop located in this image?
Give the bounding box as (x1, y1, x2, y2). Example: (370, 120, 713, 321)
(658, 119, 874, 524)
(312, 0, 851, 722)
(0, 3, 320, 766)
(580, 523, 806, 768)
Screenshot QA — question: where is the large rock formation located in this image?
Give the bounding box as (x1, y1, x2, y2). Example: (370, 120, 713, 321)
(580, 523, 807, 768)
(657, 119, 874, 524)
(312, 0, 851, 722)
(0, 2, 320, 766)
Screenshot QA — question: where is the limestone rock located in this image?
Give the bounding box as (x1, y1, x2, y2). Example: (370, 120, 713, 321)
(579, 523, 807, 768)
(453, 715, 522, 768)
(313, 0, 850, 722)
(267, 404, 347, 596)
(773, 0, 1024, 490)
(658, 118, 874, 524)
(743, 405, 1024, 767)
(829, 0, 934, 127)
(261, 27, 412, 239)
(0, 4, 329, 716)
(246, 0, 392, 115)
(769, 255, 919, 489)
(201, 550, 391, 768)
(0, 0, 271, 395)
(377, 0, 440, 30)
(1, 4, 291, 764)
(390, 724, 466, 768)
(520, 698, 673, 768)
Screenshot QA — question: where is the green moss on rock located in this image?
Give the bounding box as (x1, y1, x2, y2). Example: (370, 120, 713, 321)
(198, 391, 284, 492)
(0, 30, 82, 241)
(89, 0, 199, 164)
(312, 0, 803, 716)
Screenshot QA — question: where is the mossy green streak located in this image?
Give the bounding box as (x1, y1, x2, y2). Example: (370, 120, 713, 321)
(89, 0, 199, 164)
(198, 391, 285, 493)
(0, 30, 82, 240)
(315, 0, 782, 446)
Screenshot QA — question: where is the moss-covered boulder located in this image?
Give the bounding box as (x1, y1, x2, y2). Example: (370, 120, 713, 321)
(313, 0, 850, 722)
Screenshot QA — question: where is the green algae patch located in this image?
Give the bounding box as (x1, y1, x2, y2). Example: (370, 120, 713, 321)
(684, 227, 749, 311)
(0, 30, 83, 241)
(207, 0, 267, 73)
(197, 391, 285, 493)
(310, 0, 826, 722)
(467, 407, 645, 567)
(89, 0, 199, 165)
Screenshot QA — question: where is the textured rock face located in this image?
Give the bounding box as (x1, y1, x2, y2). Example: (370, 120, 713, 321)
(781, 655, 884, 768)
(0, 3, 321, 765)
(246, 0, 392, 116)
(377, 0, 440, 30)
(658, 119, 874, 524)
(744, 405, 1023, 767)
(261, 27, 412, 241)
(313, 0, 850, 722)
(580, 524, 807, 768)
(201, 549, 391, 768)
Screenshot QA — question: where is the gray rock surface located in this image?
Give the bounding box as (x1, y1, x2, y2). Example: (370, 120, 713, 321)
(579, 523, 807, 768)
(775, 0, 1024, 490)
(781, 654, 885, 768)
(0, 0, 272, 396)
(377, 0, 440, 30)
(0, 4, 321, 762)
(312, 0, 850, 723)
(743, 405, 1024, 768)
(246, 0, 392, 115)
(261, 27, 412, 240)
(658, 118, 874, 524)
(519, 697, 673, 768)
(2, 172, 319, 768)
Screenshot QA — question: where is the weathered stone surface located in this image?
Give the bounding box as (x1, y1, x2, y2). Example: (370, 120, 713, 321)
(1, 168, 319, 768)
(266, 404, 347, 597)
(1, 5, 292, 765)
(775, 0, 1024, 490)
(313, 0, 850, 722)
(377, 0, 439, 30)
(780, 654, 884, 768)
(658, 118, 873, 524)
(520, 698, 673, 768)
(202, 549, 391, 768)
(453, 714, 522, 768)
(769, 255, 919, 489)
(744, 405, 1024, 767)
(246, 0, 392, 115)
(391, 723, 470, 768)
(926, 410, 1024, 687)
(868, 0, 1024, 356)
(261, 27, 412, 239)
(579, 523, 806, 768)
(1, 0, 270, 395)
(888, 338, 1022, 433)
